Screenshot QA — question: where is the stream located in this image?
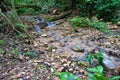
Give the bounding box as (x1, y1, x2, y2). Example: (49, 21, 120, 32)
(21, 15, 120, 72)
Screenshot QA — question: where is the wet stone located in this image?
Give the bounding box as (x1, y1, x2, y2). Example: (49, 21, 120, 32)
(71, 44, 84, 52)
(103, 59, 116, 71)
(41, 34, 48, 37)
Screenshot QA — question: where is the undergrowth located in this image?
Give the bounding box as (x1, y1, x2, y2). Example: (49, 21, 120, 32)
(70, 16, 114, 35)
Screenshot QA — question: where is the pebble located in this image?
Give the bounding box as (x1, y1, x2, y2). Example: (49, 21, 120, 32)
(71, 44, 84, 52)
(41, 34, 48, 37)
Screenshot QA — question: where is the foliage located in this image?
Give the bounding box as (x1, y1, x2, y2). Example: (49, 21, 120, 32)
(17, 8, 35, 14)
(87, 66, 107, 80)
(57, 71, 81, 80)
(87, 52, 104, 65)
(54, 0, 72, 11)
(0, 40, 5, 46)
(37, 0, 56, 13)
(25, 51, 38, 58)
(70, 16, 91, 29)
(76, 0, 120, 22)
(14, 0, 34, 4)
(70, 16, 109, 32)
(95, 0, 120, 22)
(109, 76, 120, 80)
(90, 21, 108, 32)
(87, 66, 120, 80)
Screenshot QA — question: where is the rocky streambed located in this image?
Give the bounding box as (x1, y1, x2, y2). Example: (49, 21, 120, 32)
(0, 15, 120, 80)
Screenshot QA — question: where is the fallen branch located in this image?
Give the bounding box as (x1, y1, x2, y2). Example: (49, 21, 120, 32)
(47, 10, 72, 21)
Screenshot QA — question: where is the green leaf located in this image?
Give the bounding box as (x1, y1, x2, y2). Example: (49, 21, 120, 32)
(87, 66, 103, 73)
(87, 54, 92, 64)
(0, 40, 5, 46)
(96, 66, 103, 73)
(59, 72, 80, 80)
(110, 76, 120, 80)
(60, 72, 69, 80)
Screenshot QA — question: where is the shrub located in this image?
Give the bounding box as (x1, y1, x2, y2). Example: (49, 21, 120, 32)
(87, 66, 120, 80)
(56, 71, 81, 80)
(87, 52, 104, 65)
(76, 0, 120, 22)
(70, 16, 91, 29)
(70, 16, 109, 32)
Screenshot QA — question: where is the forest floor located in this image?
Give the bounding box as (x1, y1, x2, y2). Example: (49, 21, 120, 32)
(0, 13, 120, 80)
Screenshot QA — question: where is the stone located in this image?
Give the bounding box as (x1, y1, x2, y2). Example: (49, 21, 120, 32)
(41, 34, 48, 37)
(103, 59, 116, 70)
(71, 44, 84, 52)
(57, 67, 64, 72)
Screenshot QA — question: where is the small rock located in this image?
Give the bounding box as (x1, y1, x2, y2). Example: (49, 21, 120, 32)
(87, 47, 94, 53)
(41, 34, 48, 37)
(52, 48, 56, 52)
(103, 59, 116, 71)
(104, 42, 111, 47)
(71, 44, 84, 52)
(69, 68, 73, 72)
(33, 60, 41, 63)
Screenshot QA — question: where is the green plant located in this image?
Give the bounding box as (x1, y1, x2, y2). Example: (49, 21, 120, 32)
(37, 0, 56, 13)
(70, 16, 109, 33)
(90, 21, 108, 32)
(54, 0, 72, 11)
(57, 72, 81, 80)
(70, 16, 91, 29)
(87, 66, 107, 80)
(25, 51, 38, 58)
(0, 40, 5, 46)
(87, 66, 120, 80)
(87, 52, 104, 65)
(17, 8, 35, 14)
(76, 0, 120, 22)
(110, 76, 120, 80)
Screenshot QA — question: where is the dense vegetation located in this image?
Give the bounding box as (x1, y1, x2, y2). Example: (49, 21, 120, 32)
(1, 0, 120, 33)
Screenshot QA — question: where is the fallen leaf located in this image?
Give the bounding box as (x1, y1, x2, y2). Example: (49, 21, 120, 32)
(57, 67, 64, 72)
